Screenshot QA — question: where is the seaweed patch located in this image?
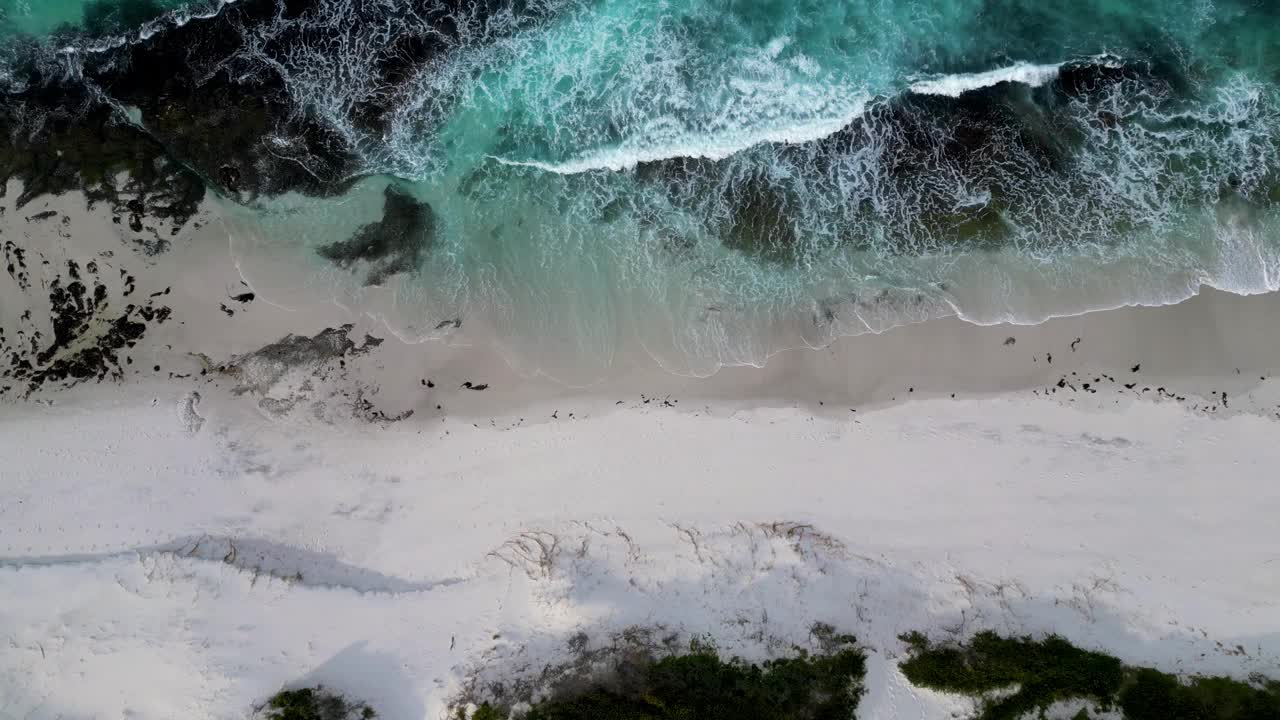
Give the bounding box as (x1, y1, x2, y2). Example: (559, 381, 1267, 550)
(317, 185, 436, 285)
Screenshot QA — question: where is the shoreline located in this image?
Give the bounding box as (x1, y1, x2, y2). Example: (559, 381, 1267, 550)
(4, 180, 1279, 411)
(2, 187, 1279, 718)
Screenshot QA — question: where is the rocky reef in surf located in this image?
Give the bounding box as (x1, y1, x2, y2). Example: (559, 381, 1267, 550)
(2, 1, 350, 211)
(0, 0, 551, 213)
(626, 56, 1279, 266)
(4, 0, 1276, 256)
(0, 24, 208, 228)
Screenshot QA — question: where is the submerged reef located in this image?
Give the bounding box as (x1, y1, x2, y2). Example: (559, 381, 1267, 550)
(317, 185, 436, 285)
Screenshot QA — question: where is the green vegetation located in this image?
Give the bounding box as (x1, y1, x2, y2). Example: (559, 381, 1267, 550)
(898, 631, 1124, 720)
(470, 705, 507, 720)
(467, 633, 865, 720)
(1119, 669, 1280, 720)
(900, 631, 1280, 720)
(262, 687, 376, 720)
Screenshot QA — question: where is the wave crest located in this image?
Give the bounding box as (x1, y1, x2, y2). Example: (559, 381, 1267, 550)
(908, 61, 1064, 97)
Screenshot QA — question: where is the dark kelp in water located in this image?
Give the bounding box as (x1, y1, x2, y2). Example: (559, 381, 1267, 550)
(317, 185, 436, 285)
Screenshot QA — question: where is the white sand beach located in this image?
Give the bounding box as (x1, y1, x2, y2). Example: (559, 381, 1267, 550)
(2, 186, 1279, 719)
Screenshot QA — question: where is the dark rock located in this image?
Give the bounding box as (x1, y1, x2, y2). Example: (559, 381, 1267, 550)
(219, 325, 360, 396)
(351, 334, 384, 355)
(0, 0, 563, 216)
(0, 68, 207, 226)
(132, 236, 171, 256)
(721, 175, 798, 263)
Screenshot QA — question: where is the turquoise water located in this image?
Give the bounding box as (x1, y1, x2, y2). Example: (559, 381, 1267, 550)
(11, 0, 1280, 379)
(0, 0, 190, 36)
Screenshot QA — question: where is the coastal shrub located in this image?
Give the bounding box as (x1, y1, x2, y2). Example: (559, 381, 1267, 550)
(472, 636, 865, 720)
(261, 687, 376, 720)
(471, 704, 507, 720)
(899, 631, 1123, 720)
(1118, 669, 1280, 720)
(900, 632, 1280, 720)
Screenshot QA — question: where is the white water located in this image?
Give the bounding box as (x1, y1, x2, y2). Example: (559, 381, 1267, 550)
(488, 94, 870, 174)
(908, 61, 1063, 97)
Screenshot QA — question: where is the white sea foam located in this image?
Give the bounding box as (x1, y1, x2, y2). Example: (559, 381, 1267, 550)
(908, 61, 1063, 97)
(53, 0, 241, 56)
(489, 96, 869, 174)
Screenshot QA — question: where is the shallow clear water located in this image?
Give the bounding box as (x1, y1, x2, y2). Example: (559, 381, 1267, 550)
(11, 0, 1280, 379)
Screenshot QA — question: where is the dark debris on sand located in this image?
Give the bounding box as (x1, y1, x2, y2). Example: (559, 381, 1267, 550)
(1, 253, 173, 398)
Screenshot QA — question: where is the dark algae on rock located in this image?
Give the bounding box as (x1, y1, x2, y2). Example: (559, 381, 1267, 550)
(0, 3, 348, 210)
(219, 325, 364, 396)
(900, 631, 1280, 720)
(0, 76, 206, 228)
(0, 0, 562, 214)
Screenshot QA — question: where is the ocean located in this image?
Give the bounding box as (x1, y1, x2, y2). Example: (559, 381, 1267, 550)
(3, 0, 1278, 379)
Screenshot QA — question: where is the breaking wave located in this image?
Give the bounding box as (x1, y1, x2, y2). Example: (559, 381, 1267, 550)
(488, 96, 871, 174)
(908, 61, 1064, 97)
